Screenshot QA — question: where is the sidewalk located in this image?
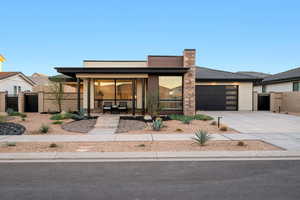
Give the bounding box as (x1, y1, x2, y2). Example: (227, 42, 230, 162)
(1, 133, 300, 150)
(0, 133, 249, 142)
(1, 151, 300, 162)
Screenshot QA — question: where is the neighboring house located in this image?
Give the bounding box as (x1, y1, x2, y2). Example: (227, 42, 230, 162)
(254, 67, 300, 93)
(0, 72, 36, 95)
(30, 73, 51, 86)
(30, 73, 76, 93)
(54, 49, 261, 115)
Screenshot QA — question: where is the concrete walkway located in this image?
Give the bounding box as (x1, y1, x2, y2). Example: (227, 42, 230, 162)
(88, 115, 120, 135)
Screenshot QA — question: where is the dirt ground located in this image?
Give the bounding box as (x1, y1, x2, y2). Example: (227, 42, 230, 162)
(0, 140, 280, 152)
(123, 120, 237, 134)
(9, 113, 83, 135)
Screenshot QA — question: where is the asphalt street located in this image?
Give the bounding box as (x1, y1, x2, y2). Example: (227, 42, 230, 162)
(0, 160, 300, 200)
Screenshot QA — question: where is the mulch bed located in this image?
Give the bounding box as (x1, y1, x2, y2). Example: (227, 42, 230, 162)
(0, 122, 26, 135)
(116, 119, 147, 133)
(62, 119, 97, 133)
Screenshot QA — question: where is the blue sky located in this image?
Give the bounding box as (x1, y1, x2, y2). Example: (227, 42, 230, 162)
(1, 0, 300, 75)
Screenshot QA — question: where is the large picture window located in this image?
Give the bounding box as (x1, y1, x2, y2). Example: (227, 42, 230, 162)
(94, 80, 115, 99)
(116, 80, 132, 99)
(159, 76, 183, 110)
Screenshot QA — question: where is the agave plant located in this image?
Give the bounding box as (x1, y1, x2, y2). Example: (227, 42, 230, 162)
(192, 130, 211, 146)
(152, 118, 163, 131)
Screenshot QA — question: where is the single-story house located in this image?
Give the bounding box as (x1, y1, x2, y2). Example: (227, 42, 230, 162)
(254, 67, 300, 93)
(54, 49, 261, 115)
(250, 67, 300, 112)
(0, 72, 36, 95)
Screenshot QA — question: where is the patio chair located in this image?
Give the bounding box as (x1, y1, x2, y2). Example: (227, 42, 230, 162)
(118, 101, 128, 113)
(103, 101, 113, 113)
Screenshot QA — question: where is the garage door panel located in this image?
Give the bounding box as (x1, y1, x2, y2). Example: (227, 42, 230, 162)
(196, 85, 238, 111)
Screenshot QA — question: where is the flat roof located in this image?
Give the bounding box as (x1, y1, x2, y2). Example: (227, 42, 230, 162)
(55, 67, 189, 78)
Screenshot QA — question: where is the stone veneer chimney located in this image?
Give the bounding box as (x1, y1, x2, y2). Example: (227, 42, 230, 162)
(183, 49, 196, 116)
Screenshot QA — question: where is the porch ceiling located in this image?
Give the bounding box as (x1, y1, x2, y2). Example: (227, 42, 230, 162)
(55, 67, 189, 78)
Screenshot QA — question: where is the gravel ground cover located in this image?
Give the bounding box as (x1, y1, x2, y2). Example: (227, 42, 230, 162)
(9, 113, 83, 135)
(0, 140, 280, 152)
(120, 119, 237, 134)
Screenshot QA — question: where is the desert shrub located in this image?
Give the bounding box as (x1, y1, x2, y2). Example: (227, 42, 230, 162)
(169, 114, 183, 121)
(71, 110, 87, 121)
(63, 112, 74, 119)
(6, 108, 14, 115)
(152, 118, 163, 131)
(219, 126, 228, 131)
(192, 130, 211, 146)
(49, 143, 58, 148)
(194, 114, 213, 121)
(52, 120, 63, 125)
(210, 121, 217, 125)
(175, 128, 183, 132)
(39, 124, 50, 133)
(50, 114, 64, 120)
(182, 116, 192, 124)
(169, 114, 213, 123)
(5, 142, 17, 147)
(7, 108, 21, 117)
(20, 113, 27, 121)
(0, 115, 6, 123)
(137, 144, 146, 147)
(237, 141, 245, 146)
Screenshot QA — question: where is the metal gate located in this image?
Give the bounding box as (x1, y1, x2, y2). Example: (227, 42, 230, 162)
(6, 95, 18, 112)
(24, 93, 39, 112)
(258, 94, 270, 111)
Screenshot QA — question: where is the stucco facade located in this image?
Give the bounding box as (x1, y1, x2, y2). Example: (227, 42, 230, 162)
(84, 61, 147, 68)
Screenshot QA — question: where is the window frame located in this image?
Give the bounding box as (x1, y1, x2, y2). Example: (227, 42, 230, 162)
(293, 81, 300, 91)
(158, 75, 183, 111)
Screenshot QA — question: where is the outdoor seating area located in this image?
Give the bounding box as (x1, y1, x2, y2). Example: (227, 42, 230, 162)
(103, 101, 128, 114)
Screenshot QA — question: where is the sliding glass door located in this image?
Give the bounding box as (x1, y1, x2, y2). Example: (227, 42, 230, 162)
(94, 79, 134, 110)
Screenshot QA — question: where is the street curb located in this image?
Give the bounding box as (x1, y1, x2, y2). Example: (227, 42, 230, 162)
(0, 151, 300, 162)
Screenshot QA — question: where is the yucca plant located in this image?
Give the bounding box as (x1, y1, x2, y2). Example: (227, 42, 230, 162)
(192, 130, 211, 146)
(152, 118, 163, 131)
(39, 124, 50, 134)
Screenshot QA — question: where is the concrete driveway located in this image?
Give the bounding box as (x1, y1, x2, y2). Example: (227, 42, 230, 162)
(200, 111, 300, 134)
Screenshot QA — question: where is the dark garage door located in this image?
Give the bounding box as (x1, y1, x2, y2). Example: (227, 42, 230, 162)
(196, 85, 238, 111)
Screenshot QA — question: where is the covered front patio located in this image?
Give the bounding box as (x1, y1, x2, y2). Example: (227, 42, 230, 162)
(55, 67, 189, 116)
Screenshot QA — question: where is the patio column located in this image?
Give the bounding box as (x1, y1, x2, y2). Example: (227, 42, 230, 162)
(87, 78, 91, 116)
(142, 78, 145, 115)
(132, 79, 136, 116)
(77, 78, 81, 112)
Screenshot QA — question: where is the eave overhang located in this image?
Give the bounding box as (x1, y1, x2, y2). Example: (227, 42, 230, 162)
(55, 67, 189, 78)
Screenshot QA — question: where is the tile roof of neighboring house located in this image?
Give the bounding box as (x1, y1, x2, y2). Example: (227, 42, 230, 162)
(29, 73, 50, 85)
(0, 72, 36, 86)
(0, 72, 19, 80)
(236, 71, 271, 78)
(196, 67, 262, 81)
(262, 67, 300, 84)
